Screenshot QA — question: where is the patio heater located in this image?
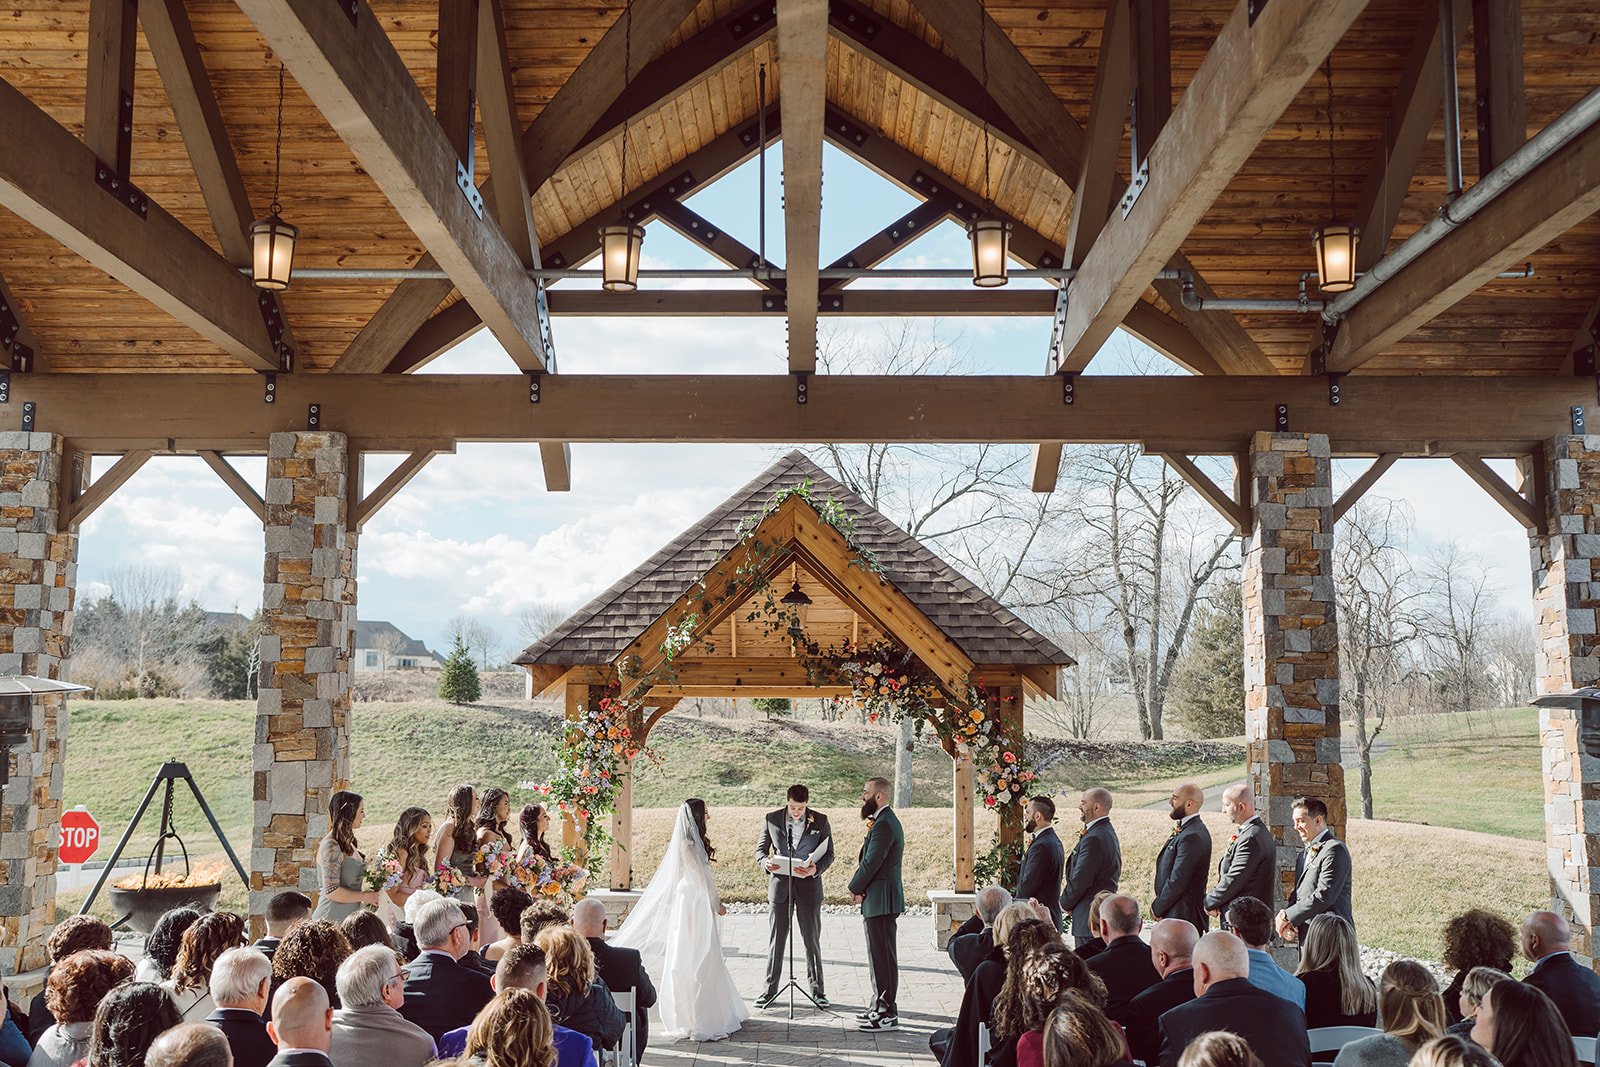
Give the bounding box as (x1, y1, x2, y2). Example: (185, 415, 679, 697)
(1531, 689, 1600, 758)
(0, 676, 90, 785)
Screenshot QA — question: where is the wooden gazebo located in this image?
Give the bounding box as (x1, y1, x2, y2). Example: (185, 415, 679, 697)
(515, 451, 1071, 897)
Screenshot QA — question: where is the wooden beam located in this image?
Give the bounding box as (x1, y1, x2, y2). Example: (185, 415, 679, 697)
(1031, 443, 1063, 494)
(0, 76, 278, 371)
(84, 0, 138, 177)
(1065, 0, 1132, 271)
(1352, 0, 1471, 272)
(1156, 452, 1247, 535)
(1326, 122, 1600, 373)
(66, 450, 152, 528)
(822, 199, 952, 294)
(351, 449, 441, 530)
(1332, 452, 1400, 523)
(654, 199, 780, 289)
(10, 374, 1589, 457)
(952, 742, 975, 891)
(1559, 291, 1600, 376)
(477, 0, 536, 269)
(197, 451, 266, 525)
(236, 0, 551, 373)
(435, 0, 479, 165)
(0, 270, 43, 372)
(1129, 0, 1172, 168)
(777, 0, 827, 372)
(1452, 453, 1540, 531)
(1472, 0, 1525, 174)
(1056, 0, 1370, 372)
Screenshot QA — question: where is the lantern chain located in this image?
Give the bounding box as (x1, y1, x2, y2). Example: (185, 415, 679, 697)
(272, 64, 286, 217)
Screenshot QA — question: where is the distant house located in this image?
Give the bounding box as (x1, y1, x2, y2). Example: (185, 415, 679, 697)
(354, 620, 444, 671)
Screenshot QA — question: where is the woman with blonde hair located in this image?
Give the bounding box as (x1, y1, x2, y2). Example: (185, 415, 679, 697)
(162, 910, 246, 1019)
(532, 925, 623, 1054)
(463, 988, 556, 1067)
(1177, 1032, 1264, 1067)
(1447, 966, 1510, 1038)
(1409, 1035, 1502, 1067)
(1039, 989, 1132, 1067)
(1297, 913, 1378, 1029)
(1076, 891, 1117, 960)
(1332, 959, 1445, 1066)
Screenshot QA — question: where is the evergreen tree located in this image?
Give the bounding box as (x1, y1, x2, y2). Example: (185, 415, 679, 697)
(438, 637, 481, 704)
(750, 697, 791, 719)
(1169, 580, 1245, 737)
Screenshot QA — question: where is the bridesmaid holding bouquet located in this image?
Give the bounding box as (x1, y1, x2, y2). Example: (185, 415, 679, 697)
(310, 790, 381, 921)
(377, 807, 432, 928)
(433, 784, 484, 899)
(474, 787, 514, 943)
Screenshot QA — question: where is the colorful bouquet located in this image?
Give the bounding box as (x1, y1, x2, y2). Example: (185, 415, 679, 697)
(363, 848, 404, 893)
(432, 862, 470, 897)
(473, 840, 511, 882)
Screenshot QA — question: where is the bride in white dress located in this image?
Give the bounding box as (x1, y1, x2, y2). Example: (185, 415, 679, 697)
(610, 798, 751, 1041)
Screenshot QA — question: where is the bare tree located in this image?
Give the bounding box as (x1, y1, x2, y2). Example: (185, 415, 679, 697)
(517, 602, 573, 644)
(372, 629, 409, 671)
(97, 565, 206, 692)
(1483, 611, 1537, 709)
(1418, 541, 1498, 720)
(464, 618, 502, 669)
(1031, 611, 1118, 740)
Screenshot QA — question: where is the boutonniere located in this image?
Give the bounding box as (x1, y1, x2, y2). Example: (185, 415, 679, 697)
(1229, 829, 1240, 844)
(1170, 824, 1182, 837)
(1308, 842, 1323, 858)
(807, 814, 815, 827)
(865, 817, 876, 832)
(1077, 826, 1087, 839)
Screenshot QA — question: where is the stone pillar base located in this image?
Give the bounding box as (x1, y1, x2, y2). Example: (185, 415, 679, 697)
(587, 889, 645, 929)
(928, 890, 976, 950)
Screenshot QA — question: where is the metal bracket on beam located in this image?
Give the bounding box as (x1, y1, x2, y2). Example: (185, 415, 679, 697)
(534, 282, 556, 371)
(1119, 160, 1149, 219)
(21, 401, 35, 432)
(260, 293, 294, 371)
(1063, 373, 1077, 406)
(307, 403, 321, 430)
(1574, 345, 1596, 377)
(528, 371, 542, 404)
(338, 0, 359, 27)
(455, 159, 484, 220)
(1328, 374, 1344, 407)
(1275, 404, 1290, 432)
(0, 371, 10, 404)
(1246, 0, 1271, 24)
(1046, 286, 1070, 372)
(93, 158, 149, 219)
(10, 345, 34, 373)
(1573, 406, 1587, 435)
(795, 372, 809, 406)
(728, 1, 776, 40)
(762, 292, 788, 313)
(821, 108, 870, 151)
(263, 372, 277, 405)
(819, 293, 842, 313)
(829, 0, 881, 43)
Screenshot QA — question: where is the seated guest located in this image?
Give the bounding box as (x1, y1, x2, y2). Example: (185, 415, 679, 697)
(1439, 910, 1516, 1027)
(573, 897, 656, 1060)
(1225, 897, 1304, 1009)
(1157, 931, 1311, 1067)
(1, 973, 29, 1067)
(949, 886, 1013, 983)
(484, 887, 532, 964)
(205, 948, 276, 1067)
(331, 944, 437, 1067)
(1086, 895, 1161, 1025)
(1471, 979, 1577, 1067)
(1039, 989, 1133, 1067)
(437, 944, 593, 1067)
(986, 922, 1077, 1067)
(85, 981, 182, 1067)
(164, 911, 247, 1020)
(1125, 919, 1200, 1067)
(1075, 891, 1117, 962)
(1332, 959, 1444, 1066)
(1447, 966, 1510, 1039)
(518, 902, 569, 946)
(135, 910, 201, 986)
(462, 988, 556, 1067)
(339, 910, 396, 955)
(28, 949, 134, 1067)
(28, 916, 115, 1041)
(998, 942, 1107, 1067)
(269, 921, 352, 1017)
(940, 902, 1041, 1067)
(455, 905, 496, 978)
(1296, 914, 1378, 1029)
(532, 926, 623, 1053)
(145, 1022, 234, 1067)
(257, 893, 312, 963)
(1176, 1032, 1264, 1067)
(1521, 910, 1600, 1037)
(399, 898, 494, 1044)
(1409, 1034, 1505, 1067)
(264, 977, 334, 1067)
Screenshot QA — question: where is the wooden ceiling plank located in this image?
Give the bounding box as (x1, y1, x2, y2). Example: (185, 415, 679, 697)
(1155, 451, 1246, 535)
(235, 0, 551, 374)
(1331, 452, 1400, 523)
(777, 0, 827, 373)
(66, 449, 152, 528)
(0, 77, 278, 371)
(1451, 453, 1539, 531)
(1065, 0, 1131, 271)
(84, 0, 138, 177)
(1472, 0, 1525, 175)
(1326, 122, 1600, 374)
(197, 450, 265, 524)
(1056, 0, 1371, 373)
(353, 448, 440, 530)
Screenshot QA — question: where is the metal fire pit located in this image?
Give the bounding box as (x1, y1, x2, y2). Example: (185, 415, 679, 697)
(106, 883, 221, 935)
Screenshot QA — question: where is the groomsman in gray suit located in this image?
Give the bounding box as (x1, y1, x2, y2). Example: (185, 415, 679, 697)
(1276, 796, 1354, 943)
(753, 784, 834, 1010)
(1060, 787, 1122, 949)
(1205, 783, 1275, 926)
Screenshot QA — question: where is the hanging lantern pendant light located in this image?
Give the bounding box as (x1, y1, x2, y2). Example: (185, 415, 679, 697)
(251, 65, 299, 291)
(1311, 58, 1359, 293)
(601, 0, 644, 292)
(968, 3, 1010, 287)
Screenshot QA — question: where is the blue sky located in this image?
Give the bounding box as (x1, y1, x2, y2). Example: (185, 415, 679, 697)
(75, 144, 1533, 658)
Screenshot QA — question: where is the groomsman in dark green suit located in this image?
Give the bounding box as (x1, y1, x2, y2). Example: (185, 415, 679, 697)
(848, 776, 904, 1032)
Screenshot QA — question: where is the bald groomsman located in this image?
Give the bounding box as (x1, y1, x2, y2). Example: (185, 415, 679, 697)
(1152, 783, 1212, 933)
(1205, 783, 1275, 926)
(1060, 787, 1121, 949)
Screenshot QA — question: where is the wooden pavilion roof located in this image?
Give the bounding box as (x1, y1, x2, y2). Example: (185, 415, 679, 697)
(3, 0, 1599, 377)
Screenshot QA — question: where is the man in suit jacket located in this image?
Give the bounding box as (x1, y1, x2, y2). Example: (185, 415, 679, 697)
(331, 945, 438, 1067)
(1061, 787, 1122, 949)
(1153, 783, 1213, 934)
(573, 897, 658, 1059)
(207, 946, 277, 1067)
(1521, 910, 1600, 1036)
(946, 885, 1011, 983)
(256, 892, 312, 964)
(265, 977, 336, 1067)
(1157, 932, 1312, 1067)
(1125, 919, 1200, 1067)
(398, 898, 495, 1044)
(754, 783, 835, 1008)
(1275, 796, 1354, 943)
(849, 776, 905, 1031)
(1015, 796, 1066, 931)
(146, 1023, 236, 1067)
(1205, 784, 1275, 926)
(1086, 895, 1162, 1025)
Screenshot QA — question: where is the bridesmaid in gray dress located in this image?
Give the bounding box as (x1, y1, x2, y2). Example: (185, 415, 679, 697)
(310, 789, 381, 921)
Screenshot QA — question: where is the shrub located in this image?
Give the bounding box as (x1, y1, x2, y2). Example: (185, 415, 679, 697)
(438, 638, 481, 704)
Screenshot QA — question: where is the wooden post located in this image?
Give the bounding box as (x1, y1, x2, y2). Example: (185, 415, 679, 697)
(953, 743, 975, 891)
(561, 678, 586, 855)
(996, 686, 1026, 884)
(609, 761, 633, 890)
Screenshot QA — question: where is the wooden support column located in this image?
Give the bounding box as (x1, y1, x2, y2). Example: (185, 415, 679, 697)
(952, 743, 975, 892)
(561, 679, 601, 865)
(994, 685, 1026, 884)
(1472, 0, 1525, 174)
(609, 761, 634, 891)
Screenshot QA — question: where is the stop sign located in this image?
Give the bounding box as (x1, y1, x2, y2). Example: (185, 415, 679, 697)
(59, 807, 100, 864)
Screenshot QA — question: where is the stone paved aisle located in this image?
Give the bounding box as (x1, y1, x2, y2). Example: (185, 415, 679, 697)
(636, 912, 963, 1066)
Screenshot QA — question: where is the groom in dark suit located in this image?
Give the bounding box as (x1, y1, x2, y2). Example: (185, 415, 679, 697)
(754, 783, 834, 1009)
(1015, 795, 1066, 931)
(849, 776, 904, 1032)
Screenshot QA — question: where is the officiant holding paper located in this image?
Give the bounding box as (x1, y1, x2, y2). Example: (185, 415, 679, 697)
(753, 784, 834, 1009)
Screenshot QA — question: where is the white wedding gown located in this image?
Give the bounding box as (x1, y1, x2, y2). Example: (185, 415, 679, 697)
(610, 803, 751, 1042)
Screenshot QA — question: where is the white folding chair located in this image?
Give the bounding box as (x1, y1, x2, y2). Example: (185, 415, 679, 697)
(1574, 1035, 1596, 1066)
(1308, 1026, 1383, 1055)
(977, 1021, 992, 1064)
(609, 988, 637, 1067)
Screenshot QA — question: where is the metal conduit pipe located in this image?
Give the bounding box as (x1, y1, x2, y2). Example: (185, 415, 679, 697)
(1322, 86, 1600, 324)
(256, 266, 1189, 283)
(1179, 265, 1534, 313)
(1439, 0, 1465, 201)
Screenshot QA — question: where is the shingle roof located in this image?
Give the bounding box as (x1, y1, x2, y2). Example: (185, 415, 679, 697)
(354, 620, 441, 662)
(515, 451, 1071, 669)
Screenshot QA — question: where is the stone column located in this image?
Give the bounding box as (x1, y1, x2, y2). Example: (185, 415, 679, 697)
(1530, 435, 1600, 963)
(1242, 431, 1342, 910)
(0, 432, 77, 974)
(249, 432, 356, 933)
